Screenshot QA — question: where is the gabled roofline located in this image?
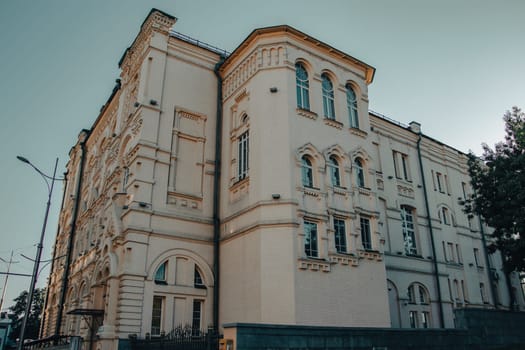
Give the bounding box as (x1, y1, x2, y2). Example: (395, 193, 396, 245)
(220, 25, 375, 84)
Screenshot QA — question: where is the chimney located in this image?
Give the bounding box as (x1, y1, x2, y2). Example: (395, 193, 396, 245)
(409, 121, 421, 134)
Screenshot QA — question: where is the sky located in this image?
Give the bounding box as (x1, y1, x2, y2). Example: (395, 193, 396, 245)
(0, 0, 523, 312)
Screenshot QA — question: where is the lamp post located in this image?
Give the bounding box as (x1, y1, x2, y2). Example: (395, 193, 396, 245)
(16, 156, 60, 350)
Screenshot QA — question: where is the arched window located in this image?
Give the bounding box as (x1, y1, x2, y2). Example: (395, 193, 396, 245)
(154, 261, 167, 284)
(301, 156, 314, 188)
(238, 130, 249, 180)
(328, 156, 340, 187)
(407, 283, 431, 328)
(296, 63, 310, 110)
(346, 84, 359, 128)
(400, 205, 417, 255)
(322, 73, 335, 119)
(354, 158, 365, 188)
(440, 207, 450, 225)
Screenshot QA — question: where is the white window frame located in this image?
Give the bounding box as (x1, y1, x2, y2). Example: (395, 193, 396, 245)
(346, 84, 359, 128)
(304, 220, 319, 258)
(301, 156, 314, 188)
(321, 73, 335, 119)
(333, 217, 347, 253)
(328, 155, 341, 187)
(400, 205, 417, 255)
(295, 63, 310, 110)
(238, 131, 249, 180)
(151, 296, 164, 336)
(360, 217, 372, 250)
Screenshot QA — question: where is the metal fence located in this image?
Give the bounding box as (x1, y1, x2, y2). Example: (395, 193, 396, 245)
(22, 336, 81, 350)
(130, 327, 219, 350)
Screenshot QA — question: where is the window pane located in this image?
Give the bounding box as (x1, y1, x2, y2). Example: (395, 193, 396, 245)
(194, 267, 204, 288)
(346, 85, 359, 128)
(304, 221, 318, 257)
(322, 74, 335, 119)
(238, 131, 249, 180)
(401, 206, 417, 255)
(302, 156, 313, 187)
(192, 300, 202, 334)
(334, 218, 347, 253)
(151, 296, 163, 335)
(329, 156, 340, 187)
(296, 63, 310, 109)
(409, 311, 417, 328)
(355, 159, 365, 187)
(155, 262, 167, 283)
(360, 218, 371, 250)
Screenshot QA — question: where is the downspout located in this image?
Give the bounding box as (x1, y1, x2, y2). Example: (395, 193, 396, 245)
(55, 131, 89, 337)
(478, 215, 498, 308)
(212, 57, 225, 334)
(416, 133, 445, 328)
(40, 172, 68, 339)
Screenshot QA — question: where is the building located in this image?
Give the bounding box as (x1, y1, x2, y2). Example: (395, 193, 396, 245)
(41, 8, 524, 350)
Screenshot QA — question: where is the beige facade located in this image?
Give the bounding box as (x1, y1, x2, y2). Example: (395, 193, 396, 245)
(42, 8, 524, 350)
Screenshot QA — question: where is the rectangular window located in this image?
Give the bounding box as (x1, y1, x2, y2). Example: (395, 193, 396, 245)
(333, 218, 347, 253)
(304, 221, 319, 257)
(474, 248, 481, 267)
(461, 280, 469, 302)
(192, 300, 202, 334)
(401, 206, 417, 255)
(238, 131, 249, 180)
(480, 282, 487, 303)
(447, 243, 455, 262)
(409, 311, 418, 328)
(421, 312, 430, 329)
(456, 244, 462, 264)
(444, 174, 451, 194)
(436, 172, 444, 192)
(393, 151, 410, 181)
(461, 181, 468, 199)
(360, 217, 372, 250)
(151, 296, 163, 336)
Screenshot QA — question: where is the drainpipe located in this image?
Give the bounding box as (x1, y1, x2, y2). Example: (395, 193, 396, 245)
(55, 130, 89, 338)
(40, 172, 68, 339)
(212, 57, 225, 334)
(416, 133, 445, 328)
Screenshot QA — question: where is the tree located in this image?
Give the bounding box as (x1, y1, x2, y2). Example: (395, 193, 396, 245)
(7, 288, 45, 341)
(465, 106, 525, 275)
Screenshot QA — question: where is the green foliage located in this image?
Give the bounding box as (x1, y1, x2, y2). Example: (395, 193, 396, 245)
(465, 106, 525, 272)
(7, 288, 45, 341)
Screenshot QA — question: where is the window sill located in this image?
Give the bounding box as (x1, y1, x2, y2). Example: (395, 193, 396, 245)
(323, 118, 343, 130)
(358, 249, 382, 261)
(349, 127, 367, 138)
(329, 252, 359, 267)
(296, 108, 318, 120)
(302, 186, 321, 197)
(332, 186, 347, 195)
(230, 176, 250, 190)
(298, 257, 331, 272)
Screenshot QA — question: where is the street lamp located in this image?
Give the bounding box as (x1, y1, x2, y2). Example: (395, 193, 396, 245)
(16, 156, 61, 350)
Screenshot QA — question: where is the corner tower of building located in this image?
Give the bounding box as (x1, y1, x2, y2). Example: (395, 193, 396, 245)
(218, 25, 389, 327)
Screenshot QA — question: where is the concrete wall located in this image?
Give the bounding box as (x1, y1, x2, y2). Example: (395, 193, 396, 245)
(224, 309, 525, 350)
